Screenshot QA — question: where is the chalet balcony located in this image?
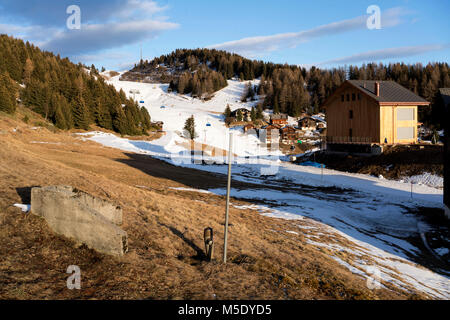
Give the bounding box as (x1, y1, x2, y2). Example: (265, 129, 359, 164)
(326, 136, 374, 144)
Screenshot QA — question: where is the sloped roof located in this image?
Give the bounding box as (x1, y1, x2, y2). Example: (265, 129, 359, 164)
(347, 80, 430, 105)
(280, 125, 296, 131)
(299, 116, 326, 123)
(271, 114, 288, 120)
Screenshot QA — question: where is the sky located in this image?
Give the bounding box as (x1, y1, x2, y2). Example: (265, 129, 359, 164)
(0, 0, 448, 71)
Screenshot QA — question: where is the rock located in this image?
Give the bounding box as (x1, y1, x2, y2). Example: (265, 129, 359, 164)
(31, 186, 128, 256)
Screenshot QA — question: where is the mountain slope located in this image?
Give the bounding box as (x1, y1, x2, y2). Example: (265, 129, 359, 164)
(121, 48, 448, 124)
(0, 35, 151, 135)
(0, 111, 414, 300)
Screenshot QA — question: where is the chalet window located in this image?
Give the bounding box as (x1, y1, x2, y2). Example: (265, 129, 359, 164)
(349, 128, 353, 141)
(349, 110, 353, 119)
(397, 108, 415, 121)
(397, 127, 415, 140)
(352, 93, 356, 101)
(341, 95, 344, 102)
(346, 94, 350, 101)
(357, 93, 361, 100)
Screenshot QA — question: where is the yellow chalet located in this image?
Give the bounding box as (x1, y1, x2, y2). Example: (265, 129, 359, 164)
(323, 80, 430, 152)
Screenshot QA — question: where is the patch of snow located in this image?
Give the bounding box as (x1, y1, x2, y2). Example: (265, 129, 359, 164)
(13, 204, 30, 213)
(435, 248, 449, 256)
(169, 187, 212, 194)
(30, 141, 62, 145)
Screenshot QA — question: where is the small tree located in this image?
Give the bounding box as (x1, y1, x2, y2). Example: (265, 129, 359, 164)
(237, 109, 243, 122)
(256, 104, 264, 119)
(184, 115, 197, 140)
(72, 93, 90, 130)
(224, 104, 232, 118)
(250, 107, 257, 122)
(0, 84, 15, 114)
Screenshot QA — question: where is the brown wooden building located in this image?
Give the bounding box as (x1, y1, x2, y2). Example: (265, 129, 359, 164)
(439, 88, 450, 219)
(298, 117, 317, 131)
(323, 80, 430, 152)
(280, 126, 297, 144)
(298, 116, 326, 131)
(270, 114, 288, 125)
(260, 124, 281, 144)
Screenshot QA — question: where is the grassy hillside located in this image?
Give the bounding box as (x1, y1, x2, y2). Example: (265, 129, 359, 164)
(0, 110, 423, 300)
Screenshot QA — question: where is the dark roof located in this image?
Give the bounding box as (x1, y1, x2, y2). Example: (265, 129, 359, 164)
(347, 80, 429, 104)
(231, 108, 250, 113)
(271, 114, 288, 120)
(439, 88, 450, 107)
(299, 116, 326, 123)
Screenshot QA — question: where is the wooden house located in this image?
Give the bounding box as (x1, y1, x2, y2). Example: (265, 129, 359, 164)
(261, 124, 281, 144)
(298, 116, 317, 131)
(231, 108, 251, 122)
(439, 88, 450, 219)
(323, 80, 430, 152)
(280, 126, 297, 144)
(270, 114, 288, 125)
(151, 121, 164, 131)
(298, 116, 326, 131)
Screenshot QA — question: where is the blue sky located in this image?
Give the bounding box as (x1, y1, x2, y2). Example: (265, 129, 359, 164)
(0, 0, 448, 70)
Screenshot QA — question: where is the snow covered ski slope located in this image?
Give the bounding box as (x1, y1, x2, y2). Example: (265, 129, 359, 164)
(107, 74, 278, 158)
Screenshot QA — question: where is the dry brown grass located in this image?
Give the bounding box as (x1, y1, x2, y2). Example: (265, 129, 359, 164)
(0, 109, 422, 300)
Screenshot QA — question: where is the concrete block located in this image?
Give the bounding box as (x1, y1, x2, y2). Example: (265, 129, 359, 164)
(31, 186, 128, 256)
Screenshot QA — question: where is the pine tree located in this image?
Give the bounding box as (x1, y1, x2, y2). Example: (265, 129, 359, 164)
(250, 107, 256, 122)
(256, 105, 263, 119)
(224, 104, 232, 118)
(72, 93, 90, 130)
(273, 99, 280, 114)
(54, 104, 67, 129)
(0, 84, 15, 114)
(183, 115, 197, 140)
(23, 58, 34, 84)
(113, 105, 128, 135)
(141, 107, 151, 132)
(237, 109, 243, 122)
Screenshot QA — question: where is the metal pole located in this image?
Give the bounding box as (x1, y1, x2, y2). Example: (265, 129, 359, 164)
(223, 132, 233, 264)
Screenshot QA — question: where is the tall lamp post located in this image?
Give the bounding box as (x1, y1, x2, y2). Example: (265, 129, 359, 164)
(223, 132, 233, 263)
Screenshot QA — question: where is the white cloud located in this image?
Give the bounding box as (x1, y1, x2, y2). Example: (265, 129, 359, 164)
(208, 7, 407, 57)
(317, 44, 450, 66)
(0, 0, 178, 59)
(118, 0, 168, 19)
(41, 20, 179, 57)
